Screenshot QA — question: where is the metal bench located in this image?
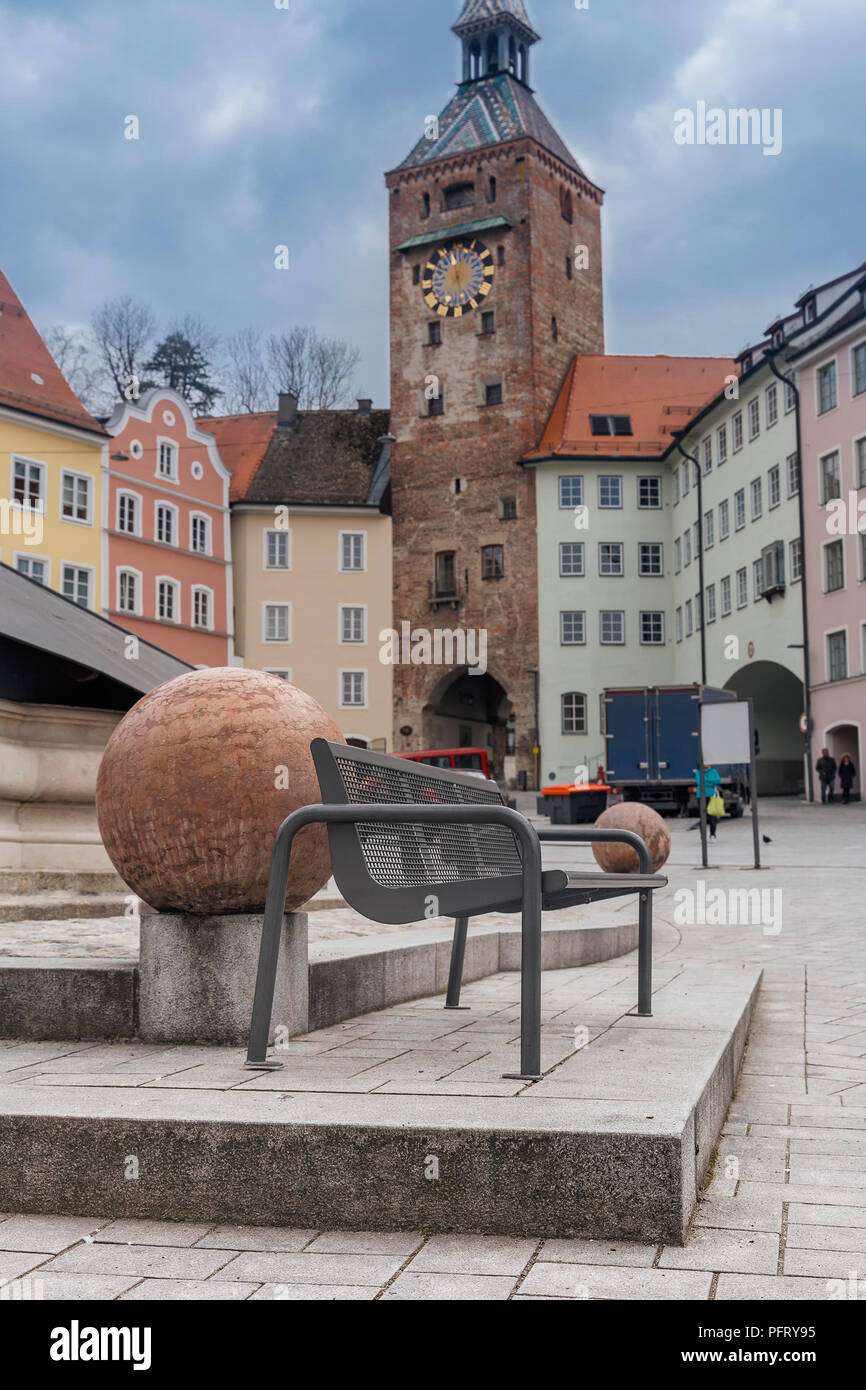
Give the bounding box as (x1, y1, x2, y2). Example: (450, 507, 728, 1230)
(246, 739, 666, 1081)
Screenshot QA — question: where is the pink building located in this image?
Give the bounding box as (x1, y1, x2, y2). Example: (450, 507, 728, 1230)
(792, 268, 866, 800)
(104, 389, 235, 666)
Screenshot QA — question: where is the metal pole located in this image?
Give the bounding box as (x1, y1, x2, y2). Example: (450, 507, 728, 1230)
(444, 916, 470, 1009)
(748, 697, 762, 869)
(697, 702, 708, 869)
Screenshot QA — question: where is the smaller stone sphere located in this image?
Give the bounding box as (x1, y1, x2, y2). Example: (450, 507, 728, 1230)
(592, 803, 671, 874)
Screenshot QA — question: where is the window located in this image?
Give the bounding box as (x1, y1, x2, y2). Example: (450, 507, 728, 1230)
(762, 540, 786, 593)
(428, 321, 441, 346)
(720, 575, 732, 616)
(12, 457, 45, 510)
(748, 398, 760, 441)
(787, 452, 800, 498)
(702, 438, 712, 473)
(340, 605, 366, 643)
(560, 611, 585, 645)
(753, 558, 764, 601)
(858, 438, 866, 490)
(117, 492, 139, 535)
(804, 296, 817, 324)
(682, 460, 691, 496)
(768, 465, 781, 510)
(784, 380, 796, 413)
(118, 569, 139, 614)
(435, 551, 456, 597)
(598, 476, 622, 508)
(862, 533, 866, 582)
(265, 669, 292, 681)
(694, 591, 702, 631)
(412, 265, 421, 285)
(481, 544, 504, 579)
(565, 255, 573, 280)
(854, 343, 866, 397)
(703, 511, 714, 550)
(640, 611, 665, 644)
(497, 245, 505, 267)
(560, 187, 573, 223)
(559, 542, 584, 576)
(443, 182, 475, 211)
(718, 499, 730, 541)
(264, 603, 291, 642)
(817, 361, 838, 414)
(427, 392, 444, 417)
(706, 584, 716, 623)
(766, 384, 778, 428)
(825, 539, 845, 592)
(827, 630, 848, 683)
(674, 538, 682, 572)
(590, 416, 633, 437)
(559, 476, 583, 508)
(157, 441, 177, 480)
(551, 316, 558, 342)
(156, 503, 176, 546)
(673, 470, 681, 506)
(790, 537, 803, 582)
(717, 424, 728, 464)
(190, 514, 211, 555)
(734, 488, 746, 530)
(561, 692, 587, 735)
(638, 477, 662, 509)
(422, 193, 430, 218)
(732, 411, 743, 452)
(62, 565, 91, 608)
(60, 470, 91, 523)
(488, 175, 497, 202)
(599, 542, 624, 576)
(192, 587, 212, 629)
(340, 670, 367, 708)
(685, 599, 693, 636)
(264, 530, 290, 570)
(600, 610, 624, 644)
(683, 528, 692, 567)
(15, 554, 47, 584)
(736, 567, 748, 608)
(694, 522, 701, 557)
(481, 311, 495, 335)
(675, 607, 683, 643)
(485, 382, 503, 406)
(340, 532, 366, 571)
(821, 452, 841, 503)
(500, 495, 517, 521)
(638, 542, 663, 576)
(156, 577, 179, 622)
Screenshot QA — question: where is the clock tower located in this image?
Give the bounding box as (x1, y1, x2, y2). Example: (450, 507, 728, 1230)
(386, 0, 604, 784)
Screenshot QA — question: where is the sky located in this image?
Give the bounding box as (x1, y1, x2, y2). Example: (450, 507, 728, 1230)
(1, 0, 864, 408)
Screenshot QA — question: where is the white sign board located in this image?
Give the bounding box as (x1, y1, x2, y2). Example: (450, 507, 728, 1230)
(700, 700, 751, 765)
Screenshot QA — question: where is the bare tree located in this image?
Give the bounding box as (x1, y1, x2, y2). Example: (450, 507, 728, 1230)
(220, 327, 271, 413)
(91, 296, 156, 403)
(266, 325, 360, 409)
(44, 325, 104, 414)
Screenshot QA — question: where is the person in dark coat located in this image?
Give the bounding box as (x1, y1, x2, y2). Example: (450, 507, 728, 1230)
(816, 749, 837, 803)
(839, 754, 858, 805)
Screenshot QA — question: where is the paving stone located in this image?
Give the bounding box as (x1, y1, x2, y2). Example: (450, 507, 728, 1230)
(44, 1243, 237, 1279)
(407, 1234, 536, 1276)
(788, 1203, 866, 1228)
(248, 1283, 377, 1300)
(381, 1272, 513, 1300)
(195, 1226, 318, 1252)
(305, 1231, 422, 1257)
(94, 1220, 216, 1247)
(715, 1272, 838, 1300)
(658, 1229, 779, 1274)
(218, 1252, 403, 1285)
(118, 1279, 258, 1300)
(0, 1272, 141, 1299)
(0, 1251, 50, 1280)
(783, 1247, 866, 1279)
(519, 1262, 713, 1300)
(692, 1195, 783, 1234)
(0, 1213, 108, 1252)
(538, 1237, 657, 1267)
(786, 1223, 866, 1254)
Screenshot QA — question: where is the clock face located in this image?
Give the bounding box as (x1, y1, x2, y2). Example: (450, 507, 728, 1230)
(422, 239, 494, 317)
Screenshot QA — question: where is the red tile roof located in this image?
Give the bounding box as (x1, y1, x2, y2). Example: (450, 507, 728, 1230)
(196, 411, 277, 502)
(526, 354, 739, 460)
(0, 269, 106, 435)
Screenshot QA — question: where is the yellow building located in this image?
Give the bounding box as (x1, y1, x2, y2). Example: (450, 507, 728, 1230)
(203, 395, 393, 747)
(0, 269, 107, 609)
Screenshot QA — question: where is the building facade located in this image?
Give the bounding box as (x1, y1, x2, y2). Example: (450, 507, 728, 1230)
(0, 269, 107, 612)
(104, 389, 235, 666)
(387, 0, 604, 784)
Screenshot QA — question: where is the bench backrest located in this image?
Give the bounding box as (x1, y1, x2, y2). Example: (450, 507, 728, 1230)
(310, 738, 527, 923)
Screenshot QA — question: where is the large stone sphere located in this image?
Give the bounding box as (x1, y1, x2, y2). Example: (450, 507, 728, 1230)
(96, 668, 344, 913)
(591, 803, 671, 874)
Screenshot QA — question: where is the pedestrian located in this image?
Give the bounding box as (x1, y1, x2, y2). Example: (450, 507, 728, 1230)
(839, 754, 857, 806)
(816, 748, 837, 804)
(694, 764, 724, 839)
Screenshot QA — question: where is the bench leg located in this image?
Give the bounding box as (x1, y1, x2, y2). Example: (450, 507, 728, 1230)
(503, 880, 543, 1082)
(444, 915, 470, 1010)
(637, 890, 653, 1016)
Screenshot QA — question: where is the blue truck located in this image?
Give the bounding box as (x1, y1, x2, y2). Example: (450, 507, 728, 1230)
(602, 685, 749, 816)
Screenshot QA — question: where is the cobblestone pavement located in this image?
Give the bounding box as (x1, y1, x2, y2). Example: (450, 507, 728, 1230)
(1, 798, 865, 1299)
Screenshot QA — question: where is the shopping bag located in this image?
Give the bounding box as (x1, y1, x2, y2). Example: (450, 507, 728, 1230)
(707, 794, 725, 817)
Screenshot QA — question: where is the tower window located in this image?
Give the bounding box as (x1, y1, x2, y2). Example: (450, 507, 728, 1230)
(469, 40, 481, 80)
(481, 311, 495, 335)
(428, 393, 444, 417)
(443, 182, 475, 211)
(508, 36, 517, 74)
(422, 192, 430, 218)
(428, 321, 441, 345)
(497, 245, 505, 267)
(518, 44, 527, 82)
(481, 544, 504, 580)
(412, 265, 420, 284)
(486, 34, 498, 74)
(435, 551, 456, 597)
(485, 382, 503, 406)
(488, 175, 497, 202)
(566, 255, 573, 280)
(560, 188, 573, 223)
(500, 495, 517, 521)
(551, 316, 559, 342)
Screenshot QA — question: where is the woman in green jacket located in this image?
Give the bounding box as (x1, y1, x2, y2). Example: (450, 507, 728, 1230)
(694, 765, 724, 838)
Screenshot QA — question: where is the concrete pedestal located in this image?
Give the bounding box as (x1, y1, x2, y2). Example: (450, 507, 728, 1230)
(139, 906, 308, 1045)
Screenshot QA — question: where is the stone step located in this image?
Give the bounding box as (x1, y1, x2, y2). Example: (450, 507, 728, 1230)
(0, 870, 127, 895)
(0, 893, 131, 924)
(0, 966, 761, 1243)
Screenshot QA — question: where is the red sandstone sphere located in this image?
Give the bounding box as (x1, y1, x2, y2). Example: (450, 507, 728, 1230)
(591, 803, 671, 874)
(96, 668, 344, 913)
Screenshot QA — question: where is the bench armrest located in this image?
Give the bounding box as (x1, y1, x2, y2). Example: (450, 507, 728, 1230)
(536, 825, 654, 876)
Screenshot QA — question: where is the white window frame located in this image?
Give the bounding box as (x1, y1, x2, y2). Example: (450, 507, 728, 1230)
(736, 568, 748, 609)
(639, 610, 665, 645)
(599, 541, 624, 576)
(851, 339, 866, 399)
(560, 610, 586, 645)
(718, 498, 730, 541)
(748, 397, 760, 441)
(558, 475, 583, 508)
(638, 541, 663, 576)
(339, 669, 368, 710)
(768, 464, 781, 510)
(732, 411, 743, 452)
(598, 475, 623, 509)
(790, 537, 803, 584)
(786, 452, 800, 498)
(191, 585, 214, 630)
(339, 603, 368, 645)
(116, 566, 143, 616)
(155, 500, 179, 547)
(339, 530, 367, 572)
(13, 552, 50, 584)
(156, 436, 180, 483)
(826, 628, 848, 683)
(264, 668, 293, 681)
(61, 562, 94, 610)
(561, 692, 587, 735)
(720, 575, 732, 617)
(263, 528, 292, 571)
(559, 542, 585, 577)
(155, 575, 181, 624)
(262, 602, 292, 644)
(765, 383, 778, 428)
(116, 489, 142, 537)
(637, 476, 662, 509)
(675, 607, 683, 643)
(717, 424, 728, 465)
(816, 360, 838, 416)
(189, 512, 212, 556)
(823, 537, 846, 594)
(599, 610, 625, 645)
(59, 468, 93, 526)
(820, 450, 842, 505)
(11, 454, 46, 514)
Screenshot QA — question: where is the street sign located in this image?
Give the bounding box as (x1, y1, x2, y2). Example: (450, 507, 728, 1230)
(799, 713, 808, 734)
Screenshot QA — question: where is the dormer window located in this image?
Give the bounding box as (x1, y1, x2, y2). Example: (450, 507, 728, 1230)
(590, 415, 633, 437)
(804, 296, 817, 324)
(443, 182, 475, 211)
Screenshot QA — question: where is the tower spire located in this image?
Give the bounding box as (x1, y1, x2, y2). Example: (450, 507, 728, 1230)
(453, 0, 540, 86)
